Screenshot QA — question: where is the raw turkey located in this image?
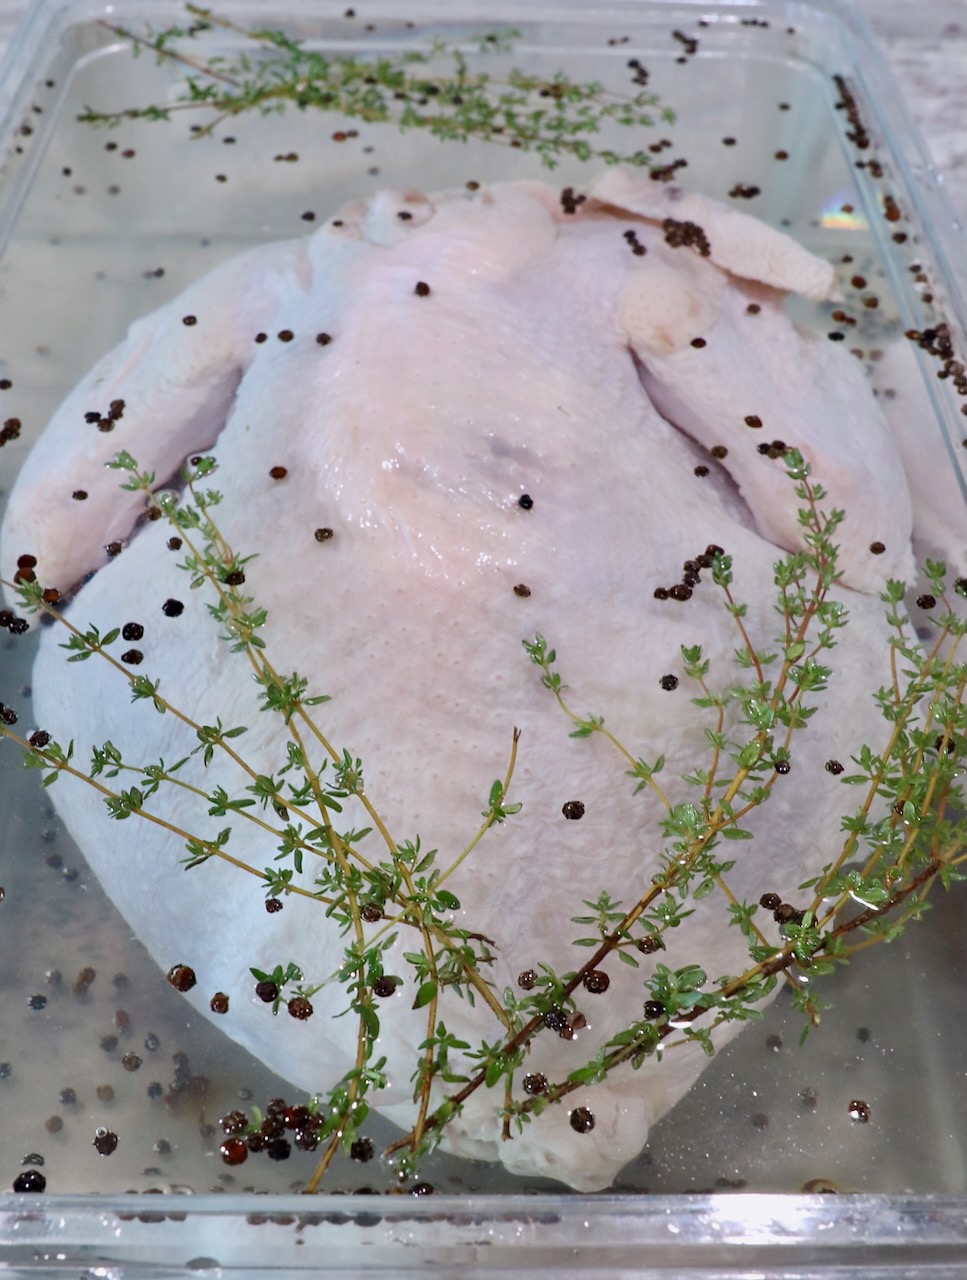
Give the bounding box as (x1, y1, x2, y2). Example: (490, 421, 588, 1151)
(1, 170, 957, 1190)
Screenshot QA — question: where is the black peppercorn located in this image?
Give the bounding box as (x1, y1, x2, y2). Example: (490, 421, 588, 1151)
(562, 800, 585, 820)
(643, 1000, 665, 1020)
(93, 1127, 119, 1155)
(637, 935, 662, 954)
(220, 1138, 248, 1166)
(583, 970, 610, 994)
(569, 1107, 595, 1133)
(167, 964, 196, 992)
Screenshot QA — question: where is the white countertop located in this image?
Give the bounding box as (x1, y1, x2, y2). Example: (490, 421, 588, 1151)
(0, 0, 964, 218)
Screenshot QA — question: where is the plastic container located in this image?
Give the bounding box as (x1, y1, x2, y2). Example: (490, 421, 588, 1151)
(1, 0, 966, 1273)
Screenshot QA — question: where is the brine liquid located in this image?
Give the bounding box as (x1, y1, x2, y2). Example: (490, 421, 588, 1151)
(1, 8, 965, 1198)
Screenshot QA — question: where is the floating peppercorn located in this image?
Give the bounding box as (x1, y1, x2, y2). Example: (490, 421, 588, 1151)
(277, 330, 294, 343)
(28, 994, 47, 1010)
(221, 1109, 248, 1134)
(869, 541, 885, 555)
(690, 337, 706, 349)
(517, 969, 537, 990)
(288, 996, 313, 1021)
(93, 1127, 119, 1155)
(916, 594, 936, 609)
(569, 1107, 595, 1133)
(774, 903, 801, 924)
(269, 465, 288, 479)
(659, 674, 679, 691)
(414, 281, 431, 297)
(315, 332, 332, 345)
(848, 1099, 871, 1123)
(284, 1104, 311, 1130)
(265, 898, 283, 914)
(583, 970, 610, 994)
(513, 583, 531, 597)
(121, 622, 144, 642)
(360, 903, 381, 922)
(774, 760, 791, 775)
(161, 599, 184, 617)
(744, 414, 763, 428)
(182, 315, 197, 326)
(562, 800, 585, 820)
(653, 586, 669, 600)
(12, 1170, 46, 1193)
(518, 493, 534, 509)
(121, 1053, 142, 1072)
(314, 527, 334, 542)
(220, 1138, 248, 1166)
(350, 1136, 375, 1162)
(119, 649, 143, 666)
(637, 935, 663, 954)
(522, 1072, 548, 1096)
(28, 730, 50, 748)
(543, 1009, 568, 1032)
(643, 1000, 665, 1020)
(373, 976, 397, 998)
(210, 992, 229, 1014)
(669, 584, 692, 601)
(255, 980, 279, 1003)
(167, 537, 182, 551)
(166, 964, 197, 992)
(825, 759, 844, 775)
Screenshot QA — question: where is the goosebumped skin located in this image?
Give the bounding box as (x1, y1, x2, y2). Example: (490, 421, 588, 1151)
(1, 173, 953, 1190)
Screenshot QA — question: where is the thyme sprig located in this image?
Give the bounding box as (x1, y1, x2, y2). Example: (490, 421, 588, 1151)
(2, 446, 966, 1190)
(78, 5, 672, 168)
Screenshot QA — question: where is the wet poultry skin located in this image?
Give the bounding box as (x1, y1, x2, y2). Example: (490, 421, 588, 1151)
(1, 171, 956, 1190)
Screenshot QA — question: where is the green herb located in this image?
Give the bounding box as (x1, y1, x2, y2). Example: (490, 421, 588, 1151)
(76, 4, 672, 168)
(4, 444, 965, 1191)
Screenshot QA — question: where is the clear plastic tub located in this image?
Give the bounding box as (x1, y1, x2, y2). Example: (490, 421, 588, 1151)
(1, 0, 966, 1274)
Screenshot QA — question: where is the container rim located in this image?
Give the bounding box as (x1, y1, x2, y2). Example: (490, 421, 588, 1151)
(1, 4, 966, 1270)
(1, 1191, 967, 1276)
